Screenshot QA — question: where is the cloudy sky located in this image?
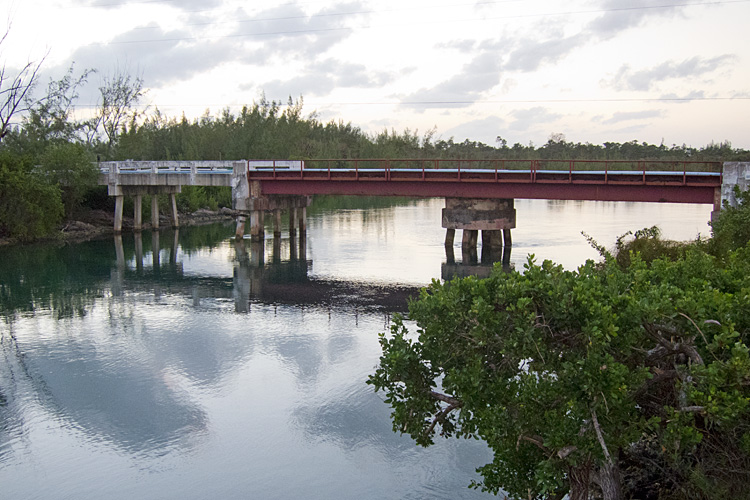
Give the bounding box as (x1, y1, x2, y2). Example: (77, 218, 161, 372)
(3, 0, 749, 148)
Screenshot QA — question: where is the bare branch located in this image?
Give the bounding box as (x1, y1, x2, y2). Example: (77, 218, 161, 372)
(0, 33, 48, 142)
(590, 407, 613, 465)
(516, 434, 548, 453)
(643, 323, 704, 365)
(429, 390, 461, 406)
(425, 401, 461, 437)
(678, 406, 706, 414)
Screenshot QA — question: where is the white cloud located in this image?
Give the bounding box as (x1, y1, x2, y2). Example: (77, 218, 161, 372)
(607, 55, 735, 91)
(601, 109, 663, 125)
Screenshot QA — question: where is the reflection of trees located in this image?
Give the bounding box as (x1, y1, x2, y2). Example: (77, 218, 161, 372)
(308, 196, 417, 213)
(0, 223, 424, 463)
(0, 326, 26, 465)
(0, 240, 114, 320)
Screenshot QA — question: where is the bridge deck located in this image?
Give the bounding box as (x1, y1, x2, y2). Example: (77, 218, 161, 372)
(99, 159, 723, 205)
(248, 166, 721, 205)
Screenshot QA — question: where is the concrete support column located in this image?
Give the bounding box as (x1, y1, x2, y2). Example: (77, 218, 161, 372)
(235, 215, 247, 239)
(298, 207, 307, 234)
(273, 209, 282, 238)
(289, 208, 297, 236)
(462, 229, 478, 249)
(503, 229, 512, 247)
(134, 195, 143, 232)
(482, 230, 503, 249)
(250, 210, 265, 242)
(114, 195, 124, 234)
(445, 228, 455, 246)
(169, 193, 179, 228)
(151, 196, 160, 229)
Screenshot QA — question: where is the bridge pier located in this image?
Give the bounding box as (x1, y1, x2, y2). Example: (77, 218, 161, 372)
(250, 210, 265, 242)
(108, 184, 181, 233)
(114, 196, 124, 233)
(232, 191, 310, 241)
(151, 196, 160, 229)
(289, 208, 297, 235)
(273, 210, 282, 238)
(443, 197, 516, 253)
(298, 207, 307, 234)
(134, 195, 143, 231)
(235, 215, 247, 239)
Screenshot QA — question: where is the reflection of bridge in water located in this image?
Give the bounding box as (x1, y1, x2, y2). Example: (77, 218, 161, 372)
(112, 230, 513, 313)
(113, 232, 424, 315)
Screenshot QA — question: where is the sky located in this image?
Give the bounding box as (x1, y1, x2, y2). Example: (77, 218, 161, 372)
(2, 0, 749, 149)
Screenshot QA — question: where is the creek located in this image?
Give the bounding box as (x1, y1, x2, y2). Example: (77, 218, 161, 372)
(0, 197, 712, 499)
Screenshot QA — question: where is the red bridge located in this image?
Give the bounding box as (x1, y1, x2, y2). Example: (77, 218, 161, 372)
(102, 158, 734, 249)
(248, 159, 722, 206)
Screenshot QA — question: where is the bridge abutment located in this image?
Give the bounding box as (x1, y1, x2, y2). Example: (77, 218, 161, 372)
(232, 167, 311, 241)
(716, 162, 750, 219)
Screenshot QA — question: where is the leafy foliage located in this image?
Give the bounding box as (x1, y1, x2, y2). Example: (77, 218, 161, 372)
(369, 238, 750, 499)
(0, 151, 63, 241)
(39, 142, 98, 217)
(709, 186, 750, 257)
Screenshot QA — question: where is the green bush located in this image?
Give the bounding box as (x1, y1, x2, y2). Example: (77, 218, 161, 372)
(710, 186, 750, 256)
(0, 151, 64, 241)
(39, 142, 98, 217)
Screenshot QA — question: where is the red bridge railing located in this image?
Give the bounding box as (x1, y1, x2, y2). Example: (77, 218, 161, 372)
(247, 159, 722, 188)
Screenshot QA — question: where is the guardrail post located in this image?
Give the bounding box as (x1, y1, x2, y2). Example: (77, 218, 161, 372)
(568, 160, 573, 183)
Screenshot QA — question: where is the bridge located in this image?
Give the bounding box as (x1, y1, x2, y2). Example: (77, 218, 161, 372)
(99, 159, 749, 253)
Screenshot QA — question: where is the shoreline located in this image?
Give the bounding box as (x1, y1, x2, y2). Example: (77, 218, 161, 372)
(0, 208, 236, 247)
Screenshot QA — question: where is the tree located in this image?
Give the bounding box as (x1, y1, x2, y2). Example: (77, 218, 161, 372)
(369, 241, 750, 499)
(0, 150, 63, 240)
(39, 142, 98, 217)
(709, 185, 750, 257)
(0, 26, 46, 143)
(87, 69, 146, 156)
(22, 64, 93, 146)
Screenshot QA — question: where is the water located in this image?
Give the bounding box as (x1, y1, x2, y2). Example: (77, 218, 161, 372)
(0, 197, 712, 499)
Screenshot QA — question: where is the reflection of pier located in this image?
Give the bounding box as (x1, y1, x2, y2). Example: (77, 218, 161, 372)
(442, 242, 512, 280)
(112, 233, 419, 314)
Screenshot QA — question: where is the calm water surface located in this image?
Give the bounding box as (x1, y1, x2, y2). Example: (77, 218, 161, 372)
(0, 198, 712, 499)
